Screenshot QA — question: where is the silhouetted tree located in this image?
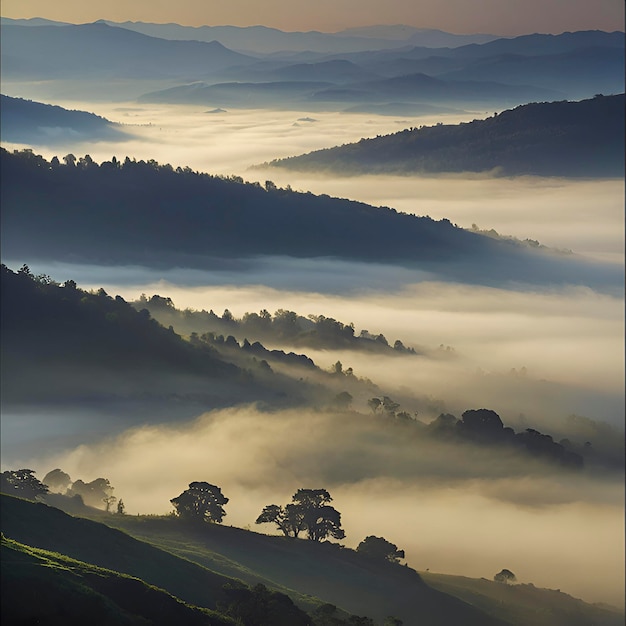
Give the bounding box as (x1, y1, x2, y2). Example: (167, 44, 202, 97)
(357, 536, 405, 563)
(1, 469, 49, 500)
(256, 503, 306, 538)
(170, 481, 228, 523)
(256, 489, 345, 541)
(116, 498, 126, 515)
(494, 569, 517, 583)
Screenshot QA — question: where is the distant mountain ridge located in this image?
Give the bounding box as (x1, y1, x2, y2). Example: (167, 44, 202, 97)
(266, 94, 625, 177)
(0, 22, 255, 80)
(0, 17, 502, 54)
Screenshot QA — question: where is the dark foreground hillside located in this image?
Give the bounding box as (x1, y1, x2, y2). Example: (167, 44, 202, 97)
(1, 148, 621, 290)
(2, 494, 621, 626)
(0, 494, 504, 626)
(267, 94, 625, 177)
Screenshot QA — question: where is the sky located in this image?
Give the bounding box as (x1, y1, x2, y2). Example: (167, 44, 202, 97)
(1, 0, 624, 35)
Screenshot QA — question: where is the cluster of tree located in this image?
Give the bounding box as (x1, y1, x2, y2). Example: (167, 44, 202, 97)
(201, 332, 316, 370)
(268, 94, 625, 178)
(1, 468, 125, 513)
(255, 489, 346, 542)
(1, 469, 49, 501)
(367, 396, 417, 422)
(426, 409, 585, 468)
(42, 468, 124, 513)
(1, 264, 234, 373)
(135, 295, 418, 357)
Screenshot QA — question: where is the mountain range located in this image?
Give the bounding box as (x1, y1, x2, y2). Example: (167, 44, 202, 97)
(1, 20, 622, 107)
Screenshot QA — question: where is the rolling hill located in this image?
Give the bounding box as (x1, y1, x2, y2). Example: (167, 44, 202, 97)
(0, 94, 131, 145)
(266, 94, 625, 177)
(2, 494, 622, 625)
(2, 148, 621, 291)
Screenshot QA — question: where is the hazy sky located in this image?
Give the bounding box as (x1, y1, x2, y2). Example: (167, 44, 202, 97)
(2, 0, 624, 35)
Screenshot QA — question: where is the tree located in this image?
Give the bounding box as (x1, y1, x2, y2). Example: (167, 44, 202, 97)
(255, 503, 306, 538)
(357, 536, 405, 563)
(367, 397, 382, 414)
(256, 489, 345, 542)
(116, 499, 126, 515)
(103, 495, 117, 513)
(68, 477, 114, 509)
(494, 569, 517, 584)
(42, 468, 71, 493)
(170, 481, 228, 523)
(332, 391, 353, 409)
(1, 469, 49, 500)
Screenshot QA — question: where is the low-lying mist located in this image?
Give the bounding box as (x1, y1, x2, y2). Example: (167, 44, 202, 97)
(27, 405, 625, 608)
(2, 98, 623, 610)
(1, 100, 623, 264)
(15, 262, 620, 429)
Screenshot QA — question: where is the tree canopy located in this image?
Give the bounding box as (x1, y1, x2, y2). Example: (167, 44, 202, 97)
(356, 536, 405, 564)
(494, 569, 517, 584)
(256, 488, 345, 542)
(171, 482, 229, 523)
(1, 469, 49, 500)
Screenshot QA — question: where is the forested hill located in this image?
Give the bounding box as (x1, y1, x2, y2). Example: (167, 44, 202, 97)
(0, 94, 130, 144)
(266, 94, 625, 177)
(1, 149, 621, 290)
(0, 264, 315, 411)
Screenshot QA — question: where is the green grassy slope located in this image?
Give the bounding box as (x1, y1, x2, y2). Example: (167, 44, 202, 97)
(420, 572, 624, 626)
(95, 512, 506, 626)
(0, 495, 251, 613)
(1, 535, 233, 626)
(1, 494, 503, 626)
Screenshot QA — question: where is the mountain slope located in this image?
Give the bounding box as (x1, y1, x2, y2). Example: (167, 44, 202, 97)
(267, 94, 625, 177)
(421, 572, 624, 626)
(0, 263, 336, 416)
(0, 495, 312, 624)
(1, 535, 234, 626)
(2, 149, 621, 291)
(0, 94, 130, 145)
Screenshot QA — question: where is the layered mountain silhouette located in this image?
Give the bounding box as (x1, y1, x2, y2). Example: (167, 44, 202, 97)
(2, 148, 622, 290)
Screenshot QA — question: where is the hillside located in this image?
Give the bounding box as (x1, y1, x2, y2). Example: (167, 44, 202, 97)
(421, 572, 624, 626)
(266, 94, 625, 177)
(0, 95, 130, 145)
(0, 264, 342, 414)
(1, 536, 234, 626)
(2, 149, 622, 291)
(2, 494, 621, 625)
(0, 494, 505, 626)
